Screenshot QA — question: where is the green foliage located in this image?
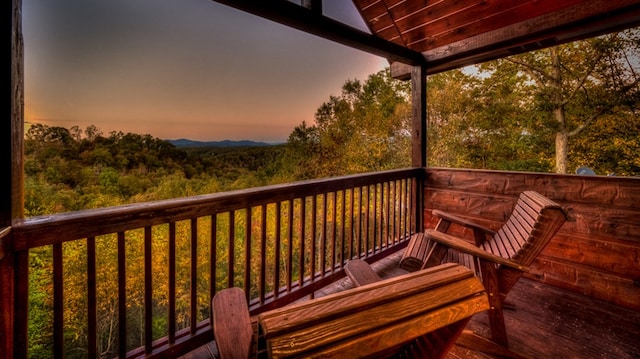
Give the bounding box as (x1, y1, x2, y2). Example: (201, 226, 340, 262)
(426, 29, 640, 175)
(282, 69, 412, 180)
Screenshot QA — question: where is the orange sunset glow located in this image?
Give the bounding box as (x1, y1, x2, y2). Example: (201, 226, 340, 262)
(23, 0, 386, 142)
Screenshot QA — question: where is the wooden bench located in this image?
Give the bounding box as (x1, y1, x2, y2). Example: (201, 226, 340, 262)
(212, 263, 489, 359)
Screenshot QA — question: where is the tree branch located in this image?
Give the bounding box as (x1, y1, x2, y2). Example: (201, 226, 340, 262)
(560, 49, 605, 106)
(504, 57, 550, 85)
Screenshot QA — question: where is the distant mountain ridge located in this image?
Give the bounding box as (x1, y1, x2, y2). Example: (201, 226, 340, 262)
(168, 139, 277, 148)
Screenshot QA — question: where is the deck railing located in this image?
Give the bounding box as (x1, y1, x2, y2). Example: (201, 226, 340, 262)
(11, 168, 422, 358)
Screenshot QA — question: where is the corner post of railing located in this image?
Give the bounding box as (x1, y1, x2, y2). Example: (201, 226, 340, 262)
(0, 228, 15, 358)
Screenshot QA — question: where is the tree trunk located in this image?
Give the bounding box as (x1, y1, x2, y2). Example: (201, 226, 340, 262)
(555, 130, 569, 174)
(550, 48, 569, 174)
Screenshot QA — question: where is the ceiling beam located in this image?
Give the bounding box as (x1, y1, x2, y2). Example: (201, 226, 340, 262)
(211, 0, 426, 66)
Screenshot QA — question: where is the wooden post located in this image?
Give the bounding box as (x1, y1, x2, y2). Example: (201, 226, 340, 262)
(411, 65, 427, 232)
(411, 64, 426, 168)
(2, 0, 25, 357)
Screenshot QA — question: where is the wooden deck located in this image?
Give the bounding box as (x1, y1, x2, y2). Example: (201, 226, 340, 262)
(183, 251, 640, 359)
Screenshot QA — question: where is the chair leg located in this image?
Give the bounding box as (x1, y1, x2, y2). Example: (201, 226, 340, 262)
(479, 260, 509, 347)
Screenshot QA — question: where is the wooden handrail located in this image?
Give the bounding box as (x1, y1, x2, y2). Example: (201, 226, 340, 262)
(12, 168, 421, 249)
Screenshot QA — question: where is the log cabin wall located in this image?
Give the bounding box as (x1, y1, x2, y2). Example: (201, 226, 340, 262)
(423, 167, 640, 311)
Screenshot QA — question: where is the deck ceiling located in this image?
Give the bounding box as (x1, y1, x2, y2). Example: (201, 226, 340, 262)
(354, 0, 640, 73)
(213, 0, 640, 75)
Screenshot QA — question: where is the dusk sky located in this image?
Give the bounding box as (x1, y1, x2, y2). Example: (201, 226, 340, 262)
(22, 0, 387, 142)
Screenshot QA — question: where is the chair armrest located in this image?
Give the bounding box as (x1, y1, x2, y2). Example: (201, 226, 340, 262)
(212, 287, 254, 359)
(432, 210, 497, 237)
(424, 229, 528, 272)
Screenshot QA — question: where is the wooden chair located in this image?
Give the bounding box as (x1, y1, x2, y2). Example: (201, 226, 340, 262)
(212, 263, 489, 359)
(400, 190, 570, 347)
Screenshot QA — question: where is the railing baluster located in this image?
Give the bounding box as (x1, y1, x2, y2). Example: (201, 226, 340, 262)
(299, 198, 305, 287)
(310, 195, 317, 282)
(375, 183, 380, 252)
(228, 212, 235, 289)
(405, 179, 411, 238)
(341, 190, 346, 267)
(144, 226, 153, 353)
(348, 189, 354, 261)
(260, 205, 267, 304)
(274, 202, 281, 299)
(321, 193, 327, 276)
(53, 243, 63, 359)
(364, 186, 370, 257)
(331, 192, 337, 272)
(169, 222, 176, 344)
(190, 219, 198, 334)
(287, 200, 293, 292)
(385, 182, 391, 247)
(87, 237, 97, 358)
(352, 186, 362, 258)
(244, 207, 251, 302)
(117, 231, 126, 358)
(392, 180, 398, 243)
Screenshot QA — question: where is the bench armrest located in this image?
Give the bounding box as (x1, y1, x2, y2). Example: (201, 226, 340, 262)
(424, 229, 528, 272)
(432, 210, 497, 237)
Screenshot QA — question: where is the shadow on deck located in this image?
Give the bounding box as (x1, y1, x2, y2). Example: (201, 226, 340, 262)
(183, 251, 640, 359)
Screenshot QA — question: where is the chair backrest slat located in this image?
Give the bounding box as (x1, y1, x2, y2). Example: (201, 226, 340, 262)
(494, 225, 517, 258)
(483, 191, 568, 266)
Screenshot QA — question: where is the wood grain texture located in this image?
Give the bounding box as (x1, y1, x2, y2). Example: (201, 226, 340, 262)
(345, 259, 382, 286)
(424, 168, 640, 311)
(259, 263, 488, 358)
(212, 288, 254, 359)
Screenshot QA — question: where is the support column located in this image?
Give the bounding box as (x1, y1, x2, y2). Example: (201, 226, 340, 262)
(411, 64, 427, 168)
(411, 65, 427, 232)
(2, 0, 25, 357)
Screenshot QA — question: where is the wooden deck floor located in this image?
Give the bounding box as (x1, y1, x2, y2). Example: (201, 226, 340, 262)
(183, 252, 640, 359)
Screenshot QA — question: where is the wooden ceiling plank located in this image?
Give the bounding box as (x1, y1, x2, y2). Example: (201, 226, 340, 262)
(353, 0, 383, 11)
(404, 0, 600, 51)
(390, 0, 487, 28)
(358, 3, 398, 33)
(394, 0, 571, 41)
(379, 0, 412, 47)
(355, 0, 406, 46)
(377, 26, 403, 41)
(422, 1, 640, 73)
(383, 0, 407, 8)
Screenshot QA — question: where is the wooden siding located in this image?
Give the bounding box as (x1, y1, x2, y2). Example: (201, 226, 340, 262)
(423, 168, 640, 311)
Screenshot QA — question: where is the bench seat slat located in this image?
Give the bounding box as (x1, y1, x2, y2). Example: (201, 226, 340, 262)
(268, 295, 488, 358)
(258, 263, 489, 358)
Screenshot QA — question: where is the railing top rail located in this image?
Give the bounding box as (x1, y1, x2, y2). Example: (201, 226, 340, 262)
(13, 168, 422, 250)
